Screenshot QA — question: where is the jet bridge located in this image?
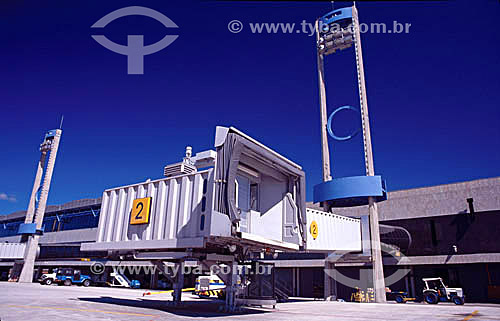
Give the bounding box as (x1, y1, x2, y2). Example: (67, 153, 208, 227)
(81, 126, 362, 310)
(0, 243, 26, 259)
(82, 126, 306, 255)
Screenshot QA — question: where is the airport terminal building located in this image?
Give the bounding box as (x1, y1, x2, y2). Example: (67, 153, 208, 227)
(1, 177, 499, 303)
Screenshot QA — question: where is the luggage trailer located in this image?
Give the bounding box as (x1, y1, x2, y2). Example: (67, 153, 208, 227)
(81, 126, 362, 311)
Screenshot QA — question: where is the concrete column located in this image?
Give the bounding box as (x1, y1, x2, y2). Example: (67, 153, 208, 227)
(172, 262, 184, 305)
(404, 271, 410, 295)
(315, 20, 332, 183)
(19, 130, 62, 283)
(150, 269, 159, 289)
(360, 215, 371, 256)
(324, 261, 338, 301)
(295, 268, 300, 296)
(18, 235, 40, 283)
(324, 261, 331, 300)
(352, 5, 386, 303)
(332, 268, 338, 300)
(9, 152, 47, 281)
(368, 200, 386, 302)
(24, 152, 47, 225)
(410, 267, 416, 298)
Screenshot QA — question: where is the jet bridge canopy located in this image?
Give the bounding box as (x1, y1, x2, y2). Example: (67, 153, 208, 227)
(213, 126, 307, 246)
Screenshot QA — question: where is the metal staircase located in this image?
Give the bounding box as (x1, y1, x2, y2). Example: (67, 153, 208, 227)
(261, 278, 290, 302)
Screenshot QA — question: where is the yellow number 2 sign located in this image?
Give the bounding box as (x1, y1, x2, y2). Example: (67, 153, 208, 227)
(310, 220, 319, 240)
(130, 197, 152, 225)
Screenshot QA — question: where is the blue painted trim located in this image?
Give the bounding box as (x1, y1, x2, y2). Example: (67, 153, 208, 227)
(313, 175, 387, 207)
(319, 7, 353, 32)
(18, 223, 37, 235)
(17, 223, 45, 235)
(45, 129, 58, 139)
(327, 105, 360, 141)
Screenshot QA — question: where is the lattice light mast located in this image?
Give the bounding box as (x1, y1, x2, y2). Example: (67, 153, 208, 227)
(12, 129, 62, 283)
(314, 4, 387, 303)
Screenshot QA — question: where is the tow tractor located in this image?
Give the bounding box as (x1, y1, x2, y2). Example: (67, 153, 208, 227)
(385, 288, 415, 304)
(55, 268, 92, 287)
(423, 277, 465, 305)
(194, 274, 226, 299)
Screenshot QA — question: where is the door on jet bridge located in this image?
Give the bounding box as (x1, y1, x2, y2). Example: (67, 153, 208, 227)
(236, 175, 250, 232)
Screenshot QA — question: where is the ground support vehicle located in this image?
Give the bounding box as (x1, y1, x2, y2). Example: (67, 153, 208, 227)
(423, 277, 465, 305)
(386, 290, 416, 304)
(55, 268, 92, 287)
(38, 271, 57, 285)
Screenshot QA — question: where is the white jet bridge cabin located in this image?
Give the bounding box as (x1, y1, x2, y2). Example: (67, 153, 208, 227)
(81, 126, 361, 310)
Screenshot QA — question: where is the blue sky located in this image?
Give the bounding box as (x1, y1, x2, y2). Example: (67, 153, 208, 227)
(1, 0, 499, 215)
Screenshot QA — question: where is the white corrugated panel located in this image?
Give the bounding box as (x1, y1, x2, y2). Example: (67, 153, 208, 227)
(95, 169, 213, 245)
(305, 208, 361, 252)
(0, 243, 26, 259)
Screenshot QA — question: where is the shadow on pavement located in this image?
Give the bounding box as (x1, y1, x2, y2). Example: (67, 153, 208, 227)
(78, 296, 272, 318)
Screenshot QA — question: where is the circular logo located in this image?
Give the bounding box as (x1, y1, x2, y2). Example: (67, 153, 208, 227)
(228, 20, 243, 33)
(310, 221, 319, 240)
(91, 6, 179, 75)
(327, 105, 360, 141)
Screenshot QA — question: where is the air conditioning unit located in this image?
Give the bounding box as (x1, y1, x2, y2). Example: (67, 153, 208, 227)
(164, 162, 197, 177)
(163, 146, 198, 177)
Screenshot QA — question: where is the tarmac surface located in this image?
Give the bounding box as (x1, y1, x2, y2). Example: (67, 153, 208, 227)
(1, 282, 499, 321)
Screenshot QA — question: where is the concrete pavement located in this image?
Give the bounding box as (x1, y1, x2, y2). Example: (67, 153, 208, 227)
(1, 282, 498, 321)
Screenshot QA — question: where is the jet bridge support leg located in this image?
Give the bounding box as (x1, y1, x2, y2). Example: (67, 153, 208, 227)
(324, 261, 332, 301)
(150, 269, 159, 289)
(203, 258, 240, 312)
(172, 262, 185, 305)
(152, 260, 184, 306)
(224, 261, 239, 312)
